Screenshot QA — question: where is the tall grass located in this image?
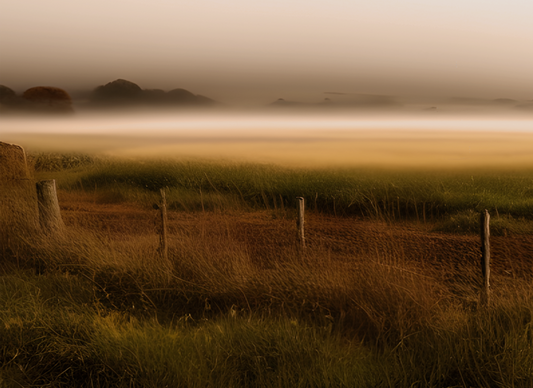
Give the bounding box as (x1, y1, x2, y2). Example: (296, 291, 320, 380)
(0, 269, 380, 387)
(4, 221, 533, 386)
(35, 154, 533, 227)
(14, 224, 440, 343)
(3, 153, 533, 386)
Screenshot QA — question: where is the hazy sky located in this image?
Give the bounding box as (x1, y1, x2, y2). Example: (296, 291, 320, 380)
(1, 0, 532, 104)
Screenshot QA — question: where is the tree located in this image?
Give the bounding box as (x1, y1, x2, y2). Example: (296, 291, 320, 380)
(22, 86, 73, 113)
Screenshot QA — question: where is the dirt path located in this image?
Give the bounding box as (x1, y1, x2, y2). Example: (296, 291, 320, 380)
(58, 192, 533, 279)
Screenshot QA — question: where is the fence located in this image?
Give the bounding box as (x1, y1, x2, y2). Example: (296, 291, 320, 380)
(1, 143, 497, 307)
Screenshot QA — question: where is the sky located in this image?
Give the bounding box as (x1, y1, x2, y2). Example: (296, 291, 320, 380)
(1, 0, 533, 105)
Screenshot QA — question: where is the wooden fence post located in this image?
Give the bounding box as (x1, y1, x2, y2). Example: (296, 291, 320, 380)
(296, 197, 306, 249)
(480, 209, 491, 307)
(159, 188, 168, 260)
(36, 180, 64, 234)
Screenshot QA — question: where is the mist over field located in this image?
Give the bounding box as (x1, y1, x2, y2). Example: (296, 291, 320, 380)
(2, 76, 533, 169)
(2, 108, 533, 169)
(2, 0, 532, 169)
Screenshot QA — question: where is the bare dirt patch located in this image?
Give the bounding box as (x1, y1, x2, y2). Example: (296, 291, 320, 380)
(58, 191, 533, 282)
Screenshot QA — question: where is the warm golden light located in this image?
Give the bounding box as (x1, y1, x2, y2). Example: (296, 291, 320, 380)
(2, 112, 533, 168)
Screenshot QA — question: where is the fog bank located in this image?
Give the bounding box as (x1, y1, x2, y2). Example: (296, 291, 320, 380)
(2, 111, 533, 168)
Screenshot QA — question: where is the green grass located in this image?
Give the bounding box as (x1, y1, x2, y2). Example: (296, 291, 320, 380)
(3, 267, 533, 387)
(34, 154, 533, 229)
(432, 209, 533, 235)
(0, 270, 380, 387)
(29, 152, 97, 172)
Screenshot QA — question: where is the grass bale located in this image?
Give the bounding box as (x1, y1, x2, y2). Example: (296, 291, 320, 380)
(0, 142, 39, 246)
(0, 141, 29, 182)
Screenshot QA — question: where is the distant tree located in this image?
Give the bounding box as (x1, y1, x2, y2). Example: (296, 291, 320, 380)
(167, 88, 198, 104)
(195, 94, 216, 106)
(89, 79, 218, 108)
(493, 98, 517, 105)
(0, 85, 16, 103)
(142, 89, 167, 103)
(22, 86, 73, 113)
(91, 79, 143, 105)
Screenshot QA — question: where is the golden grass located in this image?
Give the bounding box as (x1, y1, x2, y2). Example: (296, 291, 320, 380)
(5, 155, 533, 386)
(8, 129, 533, 168)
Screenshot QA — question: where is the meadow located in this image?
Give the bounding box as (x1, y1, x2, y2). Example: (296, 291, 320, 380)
(33, 152, 533, 233)
(3, 152, 533, 387)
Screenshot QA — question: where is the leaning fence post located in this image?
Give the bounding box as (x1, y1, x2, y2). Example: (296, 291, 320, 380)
(159, 188, 168, 260)
(480, 209, 491, 307)
(36, 180, 64, 235)
(296, 197, 306, 249)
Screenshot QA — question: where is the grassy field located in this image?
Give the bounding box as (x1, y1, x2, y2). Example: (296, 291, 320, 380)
(2, 153, 533, 386)
(31, 152, 533, 233)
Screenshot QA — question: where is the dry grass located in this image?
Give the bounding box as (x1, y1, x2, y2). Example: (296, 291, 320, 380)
(14, 202, 444, 344)
(5, 162, 533, 386)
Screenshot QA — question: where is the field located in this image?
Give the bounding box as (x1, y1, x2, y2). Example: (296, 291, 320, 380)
(3, 152, 533, 387)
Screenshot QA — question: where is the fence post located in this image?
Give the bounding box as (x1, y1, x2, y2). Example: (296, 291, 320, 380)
(296, 197, 306, 249)
(36, 180, 64, 235)
(480, 209, 490, 307)
(159, 188, 168, 260)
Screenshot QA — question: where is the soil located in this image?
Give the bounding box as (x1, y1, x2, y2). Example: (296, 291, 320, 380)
(58, 190, 533, 282)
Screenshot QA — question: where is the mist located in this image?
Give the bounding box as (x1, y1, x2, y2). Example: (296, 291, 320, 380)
(1, 107, 533, 169)
(2, 1, 533, 105)
(2, 78, 533, 169)
(2, 0, 533, 168)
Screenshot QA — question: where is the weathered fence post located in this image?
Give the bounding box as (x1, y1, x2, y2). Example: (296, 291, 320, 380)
(296, 197, 306, 249)
(159, 188, 168, 260)
(36, 180, 64, 235)
(480, 209, 491, 307)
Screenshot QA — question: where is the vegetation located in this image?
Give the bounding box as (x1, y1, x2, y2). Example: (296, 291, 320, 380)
(31, 153, 533, 232)
(2, 153, 533, 386)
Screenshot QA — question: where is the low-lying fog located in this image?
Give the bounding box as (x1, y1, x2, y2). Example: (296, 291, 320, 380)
(2, 108, 533, 169)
